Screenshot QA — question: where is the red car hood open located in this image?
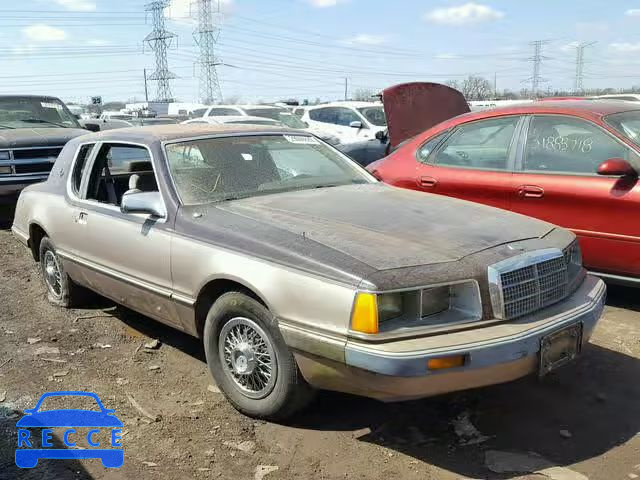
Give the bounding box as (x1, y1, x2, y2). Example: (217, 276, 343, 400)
(382, 82, 470, 147)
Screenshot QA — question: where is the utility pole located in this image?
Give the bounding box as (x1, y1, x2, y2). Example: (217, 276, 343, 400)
(494, 72, 497, 98)
(573, 41, 596, 94)
(526, 40, 549, 98)
(344, 77, 348, 101)
(144, 0, 177, 102)
(193, 0, 223, 104)
(144, 68, 149, 103)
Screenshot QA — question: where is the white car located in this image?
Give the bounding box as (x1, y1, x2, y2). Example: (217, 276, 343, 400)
(296, 102, 387, 145)
(182, 115, 283, 127)
(190, 106, 341, 145)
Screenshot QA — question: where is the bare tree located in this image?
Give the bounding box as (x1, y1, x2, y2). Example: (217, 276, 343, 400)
(352, 87, 377, 102)
(459, 76, 492, 101)
(222, 95, 242, 105)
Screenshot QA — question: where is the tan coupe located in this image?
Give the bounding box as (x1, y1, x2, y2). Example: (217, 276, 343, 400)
(12, 125, 606, 419)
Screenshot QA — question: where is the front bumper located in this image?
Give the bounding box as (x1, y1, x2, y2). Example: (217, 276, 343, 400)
(295, 275, 606, 401)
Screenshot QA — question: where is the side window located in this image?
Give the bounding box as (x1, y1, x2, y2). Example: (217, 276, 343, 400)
(209, 108, 238, 116)
(433, 116, 519, 171)
(85, 144, 156, 206)
(416, 132, 448, 164)
(71, 144, 95, 195)
(524, 115, 637, 174)
(309, 108, 333, 123)
(334, 108, 361, 126)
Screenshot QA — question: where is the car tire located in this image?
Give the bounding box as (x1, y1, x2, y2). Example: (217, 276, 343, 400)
(203, 291, 315, 420)
(39, 236, 85, 308)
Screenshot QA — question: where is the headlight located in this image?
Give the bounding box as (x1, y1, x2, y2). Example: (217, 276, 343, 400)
(350, 281, 482, 335)
(564, 240, 582, 279)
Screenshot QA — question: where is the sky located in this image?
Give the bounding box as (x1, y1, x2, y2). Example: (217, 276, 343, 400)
(1, 0, 640, 105)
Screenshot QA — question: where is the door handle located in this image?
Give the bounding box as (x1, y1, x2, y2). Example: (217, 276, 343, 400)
(419, 176, 438, 188)
(517, 185, 544, 198)
(75, 211, 88, 224)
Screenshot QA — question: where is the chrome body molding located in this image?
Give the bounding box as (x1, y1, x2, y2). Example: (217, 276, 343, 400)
(591, 271, 640, 287)
(11, 225, 29, 246)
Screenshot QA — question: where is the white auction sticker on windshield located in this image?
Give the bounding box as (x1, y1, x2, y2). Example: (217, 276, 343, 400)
(283, 135, 319, 145)
(41, 102, 62, 109)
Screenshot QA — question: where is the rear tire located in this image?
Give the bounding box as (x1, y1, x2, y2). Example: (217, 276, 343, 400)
(39, 236, 85, 308)
(203, 291, 314, 420)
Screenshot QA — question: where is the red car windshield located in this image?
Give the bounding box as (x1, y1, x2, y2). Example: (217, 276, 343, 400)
(605, 110, 640, 146)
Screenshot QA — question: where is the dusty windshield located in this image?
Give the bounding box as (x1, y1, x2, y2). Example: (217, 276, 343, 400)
(0, 97, 79, 129)
(165, 134, 372, 205)
(276, 113, 308, 128)
(357, 106, 387, 126)
(605, 111, 640, 146)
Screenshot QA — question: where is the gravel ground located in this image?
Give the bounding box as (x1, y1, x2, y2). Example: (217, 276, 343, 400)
(0, 204, 639, 480)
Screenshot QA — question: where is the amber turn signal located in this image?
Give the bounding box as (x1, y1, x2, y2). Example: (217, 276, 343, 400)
(427, 355, 465, 370)
(351, 292, 379, 334)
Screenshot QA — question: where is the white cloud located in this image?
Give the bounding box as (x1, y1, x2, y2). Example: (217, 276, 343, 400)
(308, 0, 345, 6)
(560, 41, 579, 53)
(166, 0, 233, 25)
(625, 9, 640, 17)
(425, 2, 504, 26)
(344, 34, 386, 45)
(53, 0, 96, 11)
(23, 24, 67, 42)
(12, 44, 38, 55)
(609, 42, 640, 53)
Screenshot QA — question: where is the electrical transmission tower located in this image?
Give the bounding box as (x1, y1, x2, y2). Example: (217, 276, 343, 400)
(193, 0, 223, 104)
(144, 1, 177, 102)
(573, 41, 596, 94)
(526, 40, 549, 97)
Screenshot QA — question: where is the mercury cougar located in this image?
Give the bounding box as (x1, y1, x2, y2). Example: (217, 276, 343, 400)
(12, 124, 606, 420)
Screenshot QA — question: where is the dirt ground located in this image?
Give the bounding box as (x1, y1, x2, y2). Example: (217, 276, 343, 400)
(1, 204, 639, 480)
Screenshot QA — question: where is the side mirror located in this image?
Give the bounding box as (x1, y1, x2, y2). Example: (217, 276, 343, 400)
(120, 191, 165, 217)
(597, 158, 637, 177)
(375, 130, 387, 142)
(349, 121, 363, 129)
(83, 123, 100, 132)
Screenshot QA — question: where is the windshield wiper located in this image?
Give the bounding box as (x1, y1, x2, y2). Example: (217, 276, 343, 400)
(0, 124, 16, 129)
(21, 118, 69, 128)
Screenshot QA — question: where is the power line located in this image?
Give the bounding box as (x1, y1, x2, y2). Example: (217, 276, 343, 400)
(524, 40, 550, 96)
(573, 41, 597, 93)
(194, 0, 223, 104)
(144, 0, 177, 102)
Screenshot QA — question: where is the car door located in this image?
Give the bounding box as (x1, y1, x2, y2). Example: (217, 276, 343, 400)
(511, 114, 640, 277)
(413, 115, 522, 210)
(74, 141, 180, 326)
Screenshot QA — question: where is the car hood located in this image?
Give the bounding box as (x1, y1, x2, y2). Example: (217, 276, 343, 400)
(0, 127, 88, 149)
(381, 82, 470, 147)
(215, 184, 554, 271)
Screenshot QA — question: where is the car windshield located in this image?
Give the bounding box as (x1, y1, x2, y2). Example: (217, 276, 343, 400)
(165, 134, 372, 205)
(0, 97, 79, 129)
(276, 113, 308, 128)
(243, 107, 288, 120)
(357, 106, 387, 127)
(604, 110, 640, 146)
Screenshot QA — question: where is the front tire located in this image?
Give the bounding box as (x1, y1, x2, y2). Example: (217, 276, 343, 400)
(39, 236, 85, 308)
(203, 291, 314, 420)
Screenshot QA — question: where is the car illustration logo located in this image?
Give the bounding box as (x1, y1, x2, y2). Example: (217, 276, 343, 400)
(15, 391, 123, 469)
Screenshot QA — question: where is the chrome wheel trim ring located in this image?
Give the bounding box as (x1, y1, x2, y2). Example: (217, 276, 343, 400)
(43, 250, 63, 299)
(218, 317, 277, 400)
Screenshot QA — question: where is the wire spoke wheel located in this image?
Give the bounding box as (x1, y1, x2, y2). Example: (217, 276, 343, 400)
(43, 250, 63, 299)
(218, 317, 277, 400)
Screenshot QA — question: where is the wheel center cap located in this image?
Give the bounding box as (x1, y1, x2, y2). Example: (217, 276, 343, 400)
(232, 344, 256, 375)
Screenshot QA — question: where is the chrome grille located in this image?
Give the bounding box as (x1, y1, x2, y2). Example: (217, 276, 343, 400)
(488, 246, 580, 320)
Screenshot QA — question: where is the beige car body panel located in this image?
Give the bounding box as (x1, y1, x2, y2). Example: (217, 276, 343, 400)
(12, 125, 606, 402)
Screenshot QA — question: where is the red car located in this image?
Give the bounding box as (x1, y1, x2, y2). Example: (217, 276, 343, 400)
(368, 83, 640, 284)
